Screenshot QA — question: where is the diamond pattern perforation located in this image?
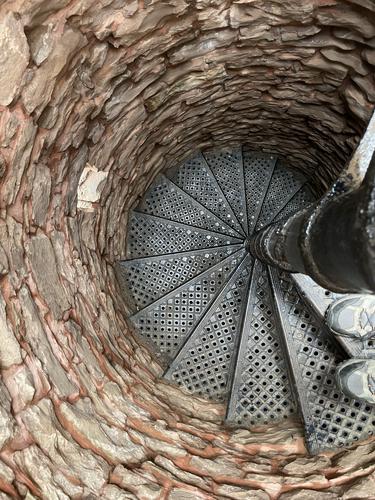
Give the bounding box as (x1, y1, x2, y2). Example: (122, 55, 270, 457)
(137, 175, 240, 238)
(118, 246, 241, 310)
(292, 275, 370, 358)
(227, 260, 296, 426)
(203, 148, 248, 233)
(126, 212, 241, 259)
(165, 257, 252, 402)
(131, 250, 246, 362)
(256, 165, 305, 230)
(273, 186, 315, 224)
(166, 154, 244, 236)
(243, 152, 276, 234)
(277, 271, 375, 452)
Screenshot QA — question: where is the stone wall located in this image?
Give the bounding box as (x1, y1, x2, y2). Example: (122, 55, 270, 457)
(0, 0, 374, 498)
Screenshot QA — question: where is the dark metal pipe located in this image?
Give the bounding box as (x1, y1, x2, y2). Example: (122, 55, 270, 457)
(251, 113, 375, 294)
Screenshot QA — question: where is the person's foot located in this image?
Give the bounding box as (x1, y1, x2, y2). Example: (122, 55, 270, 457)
(325, 294, 375, 341)
(336, 359, 375, 404)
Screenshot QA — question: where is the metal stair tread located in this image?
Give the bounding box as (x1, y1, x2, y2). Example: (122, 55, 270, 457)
(164, 255, 252, 401)
(273, 185, 315, 224)
(137, 174, 243, 238)
(116, 245, 243, 311)
(165, 152, 245, 237)
(203, 147, 248, 234)
(226, 259, 297, 427)
(126, 212, 242, 259)
(130, 248, 246, 366)
(269, 267, 375, 454)
(255, 163, 307, 230)
(243, 151, 277, 235)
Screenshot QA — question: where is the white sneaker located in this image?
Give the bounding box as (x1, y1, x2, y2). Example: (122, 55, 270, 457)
(336, 359, 375, 404)
(325, 295, 375, 341)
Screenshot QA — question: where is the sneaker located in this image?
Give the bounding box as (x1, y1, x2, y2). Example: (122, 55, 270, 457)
(336, 359, 375, 404)
(325, 295, 375, 341)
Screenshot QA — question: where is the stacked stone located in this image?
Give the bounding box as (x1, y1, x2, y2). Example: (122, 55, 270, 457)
(0, 0, 374, 498)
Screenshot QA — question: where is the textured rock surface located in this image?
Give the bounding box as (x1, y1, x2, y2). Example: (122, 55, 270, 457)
(0, 13, 29, 106)
(0, 0, 374, 498)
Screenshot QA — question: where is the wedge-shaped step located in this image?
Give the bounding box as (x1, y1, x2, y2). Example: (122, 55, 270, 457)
(226, 259, 296, 427)
(137, 175, 240, 238)
(117, 245, 243, 312)
(269, 267, 375, 454)
(203, 147, 248, 234)
(292, 274, 371, 358)
(126, 212, 242, 259)
(165, 153, 244, 237)
(256, 163, 306, 230)
(273, 185, 315, 223)
(243, 151, 277, 234)
(130, 248, 246, 365)
(164, 256, 252, 402)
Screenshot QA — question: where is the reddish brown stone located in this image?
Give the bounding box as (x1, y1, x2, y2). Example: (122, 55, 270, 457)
(0, 1, 373, 498)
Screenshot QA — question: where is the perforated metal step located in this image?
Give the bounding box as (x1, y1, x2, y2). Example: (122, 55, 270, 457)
(270, 268, 375, 454)
(130, 248, 246, 365)
(164, 256, 252, 402)
(137, 174, 241, 238)
(165, 153, 245, 237)
(117, 245, 242, 312)
(226, 259, 297, 427)
(243, 151, 277, 234)
(119, 146, 374, 454)
(273, 185, 315, 223)
(126, 212, 242, 259)
(255, 162, 306, 230)
(203, 148, 248, 234)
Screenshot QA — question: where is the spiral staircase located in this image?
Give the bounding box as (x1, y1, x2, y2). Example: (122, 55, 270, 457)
(116, 147, 375, 454)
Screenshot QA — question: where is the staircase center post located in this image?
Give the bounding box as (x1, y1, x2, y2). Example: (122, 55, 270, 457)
(250, 112, 375, 294)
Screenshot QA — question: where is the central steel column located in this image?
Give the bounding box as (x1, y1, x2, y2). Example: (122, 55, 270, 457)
(251, 112, 375, 294)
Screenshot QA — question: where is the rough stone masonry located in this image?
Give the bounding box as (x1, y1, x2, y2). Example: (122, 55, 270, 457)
(0, 0, 374, 498)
